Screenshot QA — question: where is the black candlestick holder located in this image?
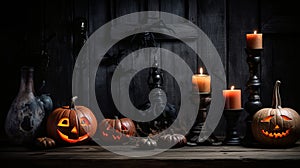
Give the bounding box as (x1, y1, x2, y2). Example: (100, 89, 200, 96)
(223, 108, 243, 145)
(242, 48, 263, 147)
(186, 92, 222, 146)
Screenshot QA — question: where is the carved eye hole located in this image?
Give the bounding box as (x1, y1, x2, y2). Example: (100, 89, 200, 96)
(261, 115, 274, 122)
(80, 117, 90, 126)
(121, 124, 128, 130)
(281, 115, 292, 121)
(58, 118, 69, 127)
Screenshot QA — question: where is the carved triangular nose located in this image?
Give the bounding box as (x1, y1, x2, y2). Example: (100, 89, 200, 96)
(274, 125, 280, 130)
(71, 126, 78, 134)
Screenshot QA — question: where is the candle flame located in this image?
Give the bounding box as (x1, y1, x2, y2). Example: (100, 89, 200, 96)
(254, 30, 257, 34)
(199, 67, 203, 75)
(231, 85, 235, 90)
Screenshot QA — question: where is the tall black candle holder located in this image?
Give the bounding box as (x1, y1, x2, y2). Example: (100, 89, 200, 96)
(186, 92, 222, 146)
(223, 108, 243, 145)
(242, 48, 263, 147)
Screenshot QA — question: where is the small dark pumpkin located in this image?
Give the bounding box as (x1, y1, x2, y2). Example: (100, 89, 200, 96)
(37, 93, 53, 113)
(136, 137, 157, 150)
(47, 96, 97, 145)
(157, 132, 187, 148)
(35, 137, 56, 149)
(252, 80, 300, 147)
(99, 116, 136, 144)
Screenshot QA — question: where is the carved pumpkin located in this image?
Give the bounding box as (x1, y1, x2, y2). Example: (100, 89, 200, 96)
(46, 96, 97, 145)
(99, 116, 136, 144)
(252, 80, 300, 147)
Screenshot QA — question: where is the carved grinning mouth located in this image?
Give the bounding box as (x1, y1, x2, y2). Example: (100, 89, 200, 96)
(57, 130, 89, 143)
(261, 129, 290, 138)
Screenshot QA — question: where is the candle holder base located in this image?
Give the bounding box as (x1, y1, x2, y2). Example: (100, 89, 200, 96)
(223, 108, 243, 146)
(186, 92, 222, 146)
(186, 118, 222, 146)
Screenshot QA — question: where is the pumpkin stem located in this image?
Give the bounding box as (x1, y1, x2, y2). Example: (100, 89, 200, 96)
(272, 80, 282, 109)
(170, 128, 175, 135)
(70, 96, 78, 109)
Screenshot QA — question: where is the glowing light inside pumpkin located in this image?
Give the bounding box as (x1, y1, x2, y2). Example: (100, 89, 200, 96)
(71, 127, 78, 134)
(112, 135, 121, 140)
(261, 129, 290, 138)
(80, 117, 91, 126)
(261, 115, 274, 122)
(58, 118, 69, 127)
(56, 117, 91, 143)
(259, 114, 293, 139)
(261, 115, 292, 122)
(281, 115, 292, 121)
(101, 120, 132, 141)
(57, 130, 89, 143)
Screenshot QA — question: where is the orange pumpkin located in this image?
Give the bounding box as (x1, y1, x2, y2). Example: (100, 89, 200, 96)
(252, 80, 300, 147)
(47, 96, 97, 145)
(99, 116, 136, 144)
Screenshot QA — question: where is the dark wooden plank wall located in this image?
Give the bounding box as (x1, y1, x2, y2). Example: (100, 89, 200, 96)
(1, 0, 299, 139)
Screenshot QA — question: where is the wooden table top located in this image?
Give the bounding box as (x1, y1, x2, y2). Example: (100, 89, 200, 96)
(1, 138, 300, 168)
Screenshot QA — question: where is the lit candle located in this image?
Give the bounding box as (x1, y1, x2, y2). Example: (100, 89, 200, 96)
(223, 85, 242, 109)
(246, 30, 263, 49)
(192, 67, 211, 93)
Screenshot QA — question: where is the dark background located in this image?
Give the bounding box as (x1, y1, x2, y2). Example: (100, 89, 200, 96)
(1, 0, 299, 140)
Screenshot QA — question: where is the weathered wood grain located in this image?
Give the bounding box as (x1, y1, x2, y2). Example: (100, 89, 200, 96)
(1, 141, 300, 167)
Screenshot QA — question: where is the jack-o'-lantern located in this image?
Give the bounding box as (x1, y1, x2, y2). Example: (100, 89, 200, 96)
(252, 80, 300, 147)
(99, 116, 136, 144)
(47, 96, 97, 145)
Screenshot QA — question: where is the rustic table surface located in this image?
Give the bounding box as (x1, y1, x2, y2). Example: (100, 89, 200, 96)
(1, 138, 300, 168)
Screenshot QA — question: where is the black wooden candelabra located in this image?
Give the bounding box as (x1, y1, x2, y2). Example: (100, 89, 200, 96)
(186, 92, 221, 146)
(242, 48, 263, 147)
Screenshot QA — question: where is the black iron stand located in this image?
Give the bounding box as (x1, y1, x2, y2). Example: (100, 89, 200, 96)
(223, 108, 243, 145)
(187, 92, 222, 146)
(242, 48, 263, 147)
